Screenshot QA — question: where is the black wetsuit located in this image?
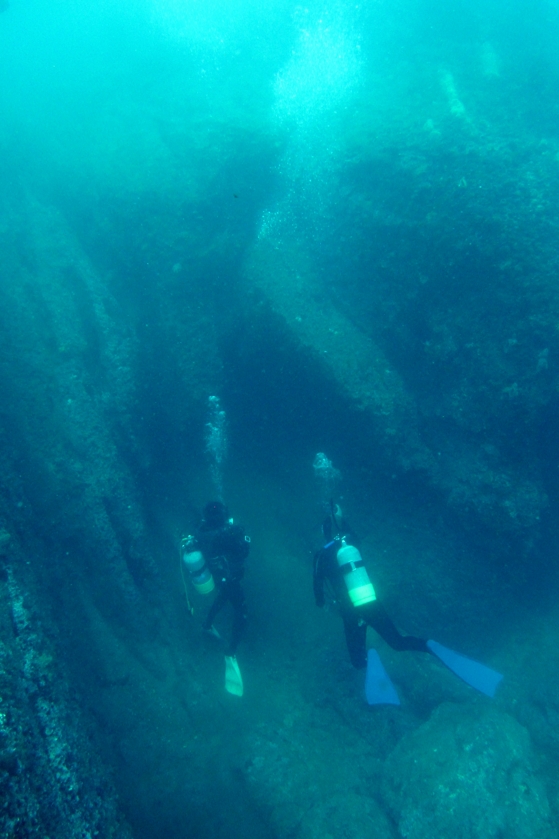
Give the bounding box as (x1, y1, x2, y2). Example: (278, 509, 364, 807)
(313, 535, 428, 668)
(195, 521, 249, 657)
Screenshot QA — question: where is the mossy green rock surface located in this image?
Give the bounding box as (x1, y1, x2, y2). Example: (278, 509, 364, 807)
(382, 702, 553, 839)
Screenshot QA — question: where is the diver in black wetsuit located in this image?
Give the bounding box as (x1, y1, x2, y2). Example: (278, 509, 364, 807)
(193, 501, 250, 658)
(313, 507, 428, 669)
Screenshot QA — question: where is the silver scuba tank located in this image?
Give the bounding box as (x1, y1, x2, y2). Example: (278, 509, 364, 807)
(336, 542, 376, 607)
(181, 539, 215, 595)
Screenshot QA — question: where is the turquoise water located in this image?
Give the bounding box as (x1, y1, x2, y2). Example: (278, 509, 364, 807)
(1, 2, 559, 837)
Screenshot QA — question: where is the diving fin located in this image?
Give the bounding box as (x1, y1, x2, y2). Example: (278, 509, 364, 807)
(427, 640, 503, 698)
(365, 648, 400, 706)
(224, 655, 244, 697)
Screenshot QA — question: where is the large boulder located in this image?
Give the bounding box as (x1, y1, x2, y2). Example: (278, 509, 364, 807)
(381, 702, 553, 839)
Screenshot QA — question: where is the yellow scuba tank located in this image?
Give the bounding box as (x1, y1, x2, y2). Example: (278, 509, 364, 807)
(181, 538, 215, 595)
(336, 541, 376, 607)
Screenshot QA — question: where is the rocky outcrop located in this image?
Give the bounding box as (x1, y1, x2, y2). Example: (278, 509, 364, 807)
(0, 532, 132, 838)
(242, 126, 559, 560)
(0, 188, 221, 836)
(381, 702, 554, 839)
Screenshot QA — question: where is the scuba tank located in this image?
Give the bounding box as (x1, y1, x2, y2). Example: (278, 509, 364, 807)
(336, 540, 376, 607)
(181, 537, 215, 595)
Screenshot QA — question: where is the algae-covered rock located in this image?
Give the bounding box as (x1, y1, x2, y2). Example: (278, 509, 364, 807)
(382, 702, 553, 839)
(240, 714, 397, 839)
(298, 792, 396, 839)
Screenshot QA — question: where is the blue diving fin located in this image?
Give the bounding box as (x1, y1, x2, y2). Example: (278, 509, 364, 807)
(225, 655, 244, 697)
(427, 640, 503, 698)
(365, 648, 400, 706)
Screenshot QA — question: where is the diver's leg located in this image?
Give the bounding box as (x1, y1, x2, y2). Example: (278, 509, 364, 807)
(343, 615, 368, 668)
(203, 585, 228, 631)
(365, 601, 428, 653)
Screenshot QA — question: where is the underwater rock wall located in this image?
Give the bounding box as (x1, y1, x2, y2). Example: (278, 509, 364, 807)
(0, 535, 132, 838)
(0, 187, 223, 835)
(0, 191, 139, 834)
(242, 125, 559, 565)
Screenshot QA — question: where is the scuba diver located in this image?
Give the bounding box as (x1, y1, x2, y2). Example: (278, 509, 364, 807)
(181, 500, 250, 696)
(314, 505, 428, 670)
(313, 503, 503, 704)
